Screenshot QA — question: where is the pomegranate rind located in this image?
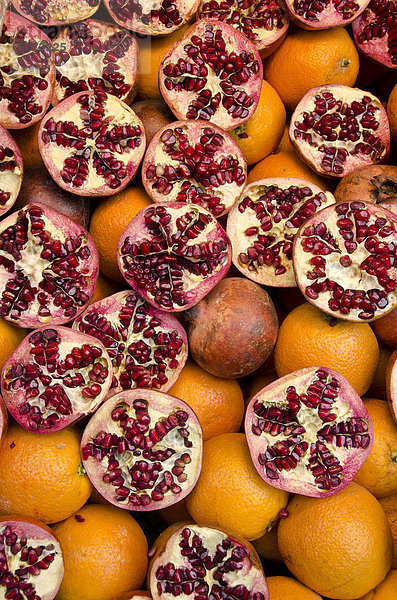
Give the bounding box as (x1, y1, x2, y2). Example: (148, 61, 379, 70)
(0, 124, 23, 217)
(112, 592, 152, 600)
(226, 177, 336, 287)
(245, 366, 374, 497)
(38, 90, 146, 197)
(104, 0, 201, 36)
(80, 388, 203, 511)
(0, 12, 56, 129)
(117, 202, 232, 312)
(0, 202, 98, 329)
(285, 0, 371, 30)
(292, 201, 397, 322)
(289, 84, 391, 178)
(142, 120, 247, 218)
(196, 0, 290, 58)
(352, 1, 397, 69)
(0, 395, 7, 443)
(0, 325, 114, 434)
(52, 20, 138, 106)
(11, 0, 100, 26)
(334, 165, 397, 208)
(159, 20, 263, 131)
(0, 515, 64, 600)
(148, 523, 269, 599)
(72, 290, 188, 395)
(386, 349, 397, 423)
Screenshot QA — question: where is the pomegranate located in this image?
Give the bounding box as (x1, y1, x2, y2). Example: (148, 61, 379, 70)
(1, 326, 113, 433)
(226, 177, 335, 287)
(159, 20, 263, 131)
(290, 84, 390, 178)
(117, 202, 232, 312)
(0, 516, 64, 600)
(285, 0, 371, 29)
(334, 165, 397, 215)
(0, 202, 98, 329)
(0, 394, 7, 442)
(131, 99, 175, 145)
(38, 89, 146, 198)
(142, 121, 247, 218)
(197, 0, 290, 58)
(52, 20, 138, 106)
(0, 11, 55, 129)
(0, 124, 23, 217)
(105, 0, 200, 35)
(352, 1, 397, 69)
(81, 389, 203, 511)
(73, 290, 188, 395)
(11, 0, 100, 26)
(293, 201, 397, 322)
(386, 349, 397, 423)
(245, 366, 373, 497)
(148, 523, 269, 599)
(113, 593, 152, 600)
(184, 277, 278, 378)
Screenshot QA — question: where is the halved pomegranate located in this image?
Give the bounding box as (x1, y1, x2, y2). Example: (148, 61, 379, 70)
(0, 203, 98, 329)
(142, 120, 247, 218)
(81, 389, 203, 511)
(0, 124, 23, 217)
(38, 89, 146, 197)
(52, 20, 138, 106)
(1, 326, 113, 433)
(0, 515, 64, 600)
(226, 177, 335, 287)
(104, 0, 201, 35)
(117, 202, 232, 312)
(197, 0, 289, 58)
(245, 366, 373, 497)
(11, 0, 100, 26)
(159, 20, 263, 131)
(148, 523, 269, 599)
(0, 12, 55, 129)
(290, 84, 390, 178)
(352, 0, 397, 69)
(293, 201, 397, 322)
(285, 0, 370, 29)
(73, 290, 188, 395)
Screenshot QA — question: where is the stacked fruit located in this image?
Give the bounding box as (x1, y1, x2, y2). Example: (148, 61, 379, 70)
(0, 0, 397, 599)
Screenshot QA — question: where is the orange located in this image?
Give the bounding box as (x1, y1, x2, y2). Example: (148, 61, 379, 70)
(11, 121, 43, 169)
(52, 504, 148, 600)
(89, 186, 152, 282)
(264, 27, 359, 111)
(167, 360, 245, 441)
(371, 307, 397, 348)
(244, 369, 278, 406)
(357, 570, 397, 600)
(185, 432, 288, 540)
(274, 302, 379, 396)
(278, 482, 393, 599)
(354, 399, 397, 498)
(247, 151, 331, 190)
(387, 83, 397, 144)
(277, 123, 294, 153)
(0, 423, 91, 523)
(252, 523, 283, 563)
(266, 576, 322, 599)
(158, 498, 191, 525)
(111, 593, 150, 600)
(368, 345, 393, 401)
(90, 272, 122, 304)
(379, 494, 397, 569)
(230, 80, 286, 165)
(0, 317, 26, 372)
(136, 25, 190, 99)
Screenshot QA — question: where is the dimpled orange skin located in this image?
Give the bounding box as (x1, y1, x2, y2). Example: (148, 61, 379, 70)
(52, 504, 148, 600)
(185, 433, 288, 541)
(0, 424, 92, 524)
(266, 576, 322, 599)
(356, 569, 397, 600)
(379, 494, 397, 569)
(278, 483, 393, 599)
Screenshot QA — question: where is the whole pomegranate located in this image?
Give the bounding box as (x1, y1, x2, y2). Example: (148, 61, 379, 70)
(184, 277, 279, 378)
(334, 165, 397, 215)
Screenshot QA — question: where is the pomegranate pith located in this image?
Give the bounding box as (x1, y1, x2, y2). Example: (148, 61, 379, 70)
(0, 124, 23, 217)
(11, 0, 100, 26)
(285, 0, 371, 29)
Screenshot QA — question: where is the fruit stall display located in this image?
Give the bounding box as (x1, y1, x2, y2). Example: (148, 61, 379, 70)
(1, 0, 397, 599)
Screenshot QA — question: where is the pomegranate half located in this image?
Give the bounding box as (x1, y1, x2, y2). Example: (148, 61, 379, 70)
(352, 0, 397, 69)
(11, 0, 100, 26)
(0, 124, 23, 217)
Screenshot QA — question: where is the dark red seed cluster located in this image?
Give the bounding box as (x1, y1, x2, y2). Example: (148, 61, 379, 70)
(109, 0, 184, 29)
(293, 0, 361, 22)
(0, 145, 18, 206)
(357, 0, 397, 64)
(18, 0, 99, 23)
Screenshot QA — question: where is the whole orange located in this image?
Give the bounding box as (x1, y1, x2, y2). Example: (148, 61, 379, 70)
(277, 123, 294, 153)
(266, 576, 322, 599)
(379, 494, 397, 569)
(89, 186, 152, 282)
(356, 569, 397, 600)
(264, 27, 359, 111)
(274, 302, 379, 396)
(387, 83, 397, 144)
(0, 317, 26, 372)
(252, 523, 283, 563)
(167, 360, 245, 441)
(185, 432, 288, 541)
(0, 423, 91, 523)
(278, 483, 393, 599)
(52, 504, 148, 600)
(247, 151, 331, 190)
(90, 272, 122, 304)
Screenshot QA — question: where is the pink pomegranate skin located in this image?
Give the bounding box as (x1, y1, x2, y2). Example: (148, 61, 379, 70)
(352, 0, 397, 69)
(81, 389, 203, 511)
(0, 395, 7, 443)
(0, 124, 23, 217)
(11, 0, 100, 26)
(245, 366, 374, 497)
(285, 0, 371, 30)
